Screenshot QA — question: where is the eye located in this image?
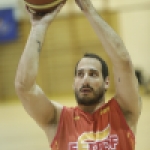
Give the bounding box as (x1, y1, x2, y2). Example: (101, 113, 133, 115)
(89, 72, 98, 77)
(77, 71, 84, 77)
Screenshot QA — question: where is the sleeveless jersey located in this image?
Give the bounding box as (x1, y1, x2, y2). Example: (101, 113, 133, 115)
(51, 98, 135, 150)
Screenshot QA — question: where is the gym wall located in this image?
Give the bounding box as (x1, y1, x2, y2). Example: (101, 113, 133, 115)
(0, 11, 119, 101)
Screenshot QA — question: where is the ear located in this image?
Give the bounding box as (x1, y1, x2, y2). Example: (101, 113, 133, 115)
(104, 76, 109, 90)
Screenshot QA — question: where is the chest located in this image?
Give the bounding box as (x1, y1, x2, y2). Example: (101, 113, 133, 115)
(62, 107, 121, 143)
(51, 105, 134, 150)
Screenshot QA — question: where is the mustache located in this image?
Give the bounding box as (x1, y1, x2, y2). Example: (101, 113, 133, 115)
(80, 85, 93, 91)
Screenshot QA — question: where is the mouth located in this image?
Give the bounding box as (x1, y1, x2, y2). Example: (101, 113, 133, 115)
(80, 88, 92, 94)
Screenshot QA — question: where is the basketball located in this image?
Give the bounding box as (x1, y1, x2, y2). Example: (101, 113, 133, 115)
(24, 0, 65, 15)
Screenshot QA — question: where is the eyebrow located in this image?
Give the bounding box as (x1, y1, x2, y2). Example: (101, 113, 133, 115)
(77, 68, 99, 72)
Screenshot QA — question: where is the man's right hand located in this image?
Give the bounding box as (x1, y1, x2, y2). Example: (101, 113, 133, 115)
(26, 3, 65, 27)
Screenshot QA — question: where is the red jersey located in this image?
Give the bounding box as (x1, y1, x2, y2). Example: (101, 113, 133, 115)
(51, 98, 135, 150)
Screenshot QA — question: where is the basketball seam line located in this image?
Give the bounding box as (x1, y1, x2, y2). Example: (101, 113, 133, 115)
(24, 0, 64, 9)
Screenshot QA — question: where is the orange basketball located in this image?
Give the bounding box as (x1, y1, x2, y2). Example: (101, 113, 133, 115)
(24, 0, 65, 14)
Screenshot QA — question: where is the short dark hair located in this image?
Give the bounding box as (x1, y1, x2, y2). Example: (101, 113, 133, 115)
(75, 53, 109, 79)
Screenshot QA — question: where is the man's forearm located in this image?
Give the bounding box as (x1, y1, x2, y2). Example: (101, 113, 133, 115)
(15, 25, 47, 91)
(85, 10, 130, 63)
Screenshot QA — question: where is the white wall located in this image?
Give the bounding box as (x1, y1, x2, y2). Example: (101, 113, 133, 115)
(110, 0, 149, 8)
(119, 10, 150, 77)
(0, 0, 16, 6)
(110, 0, 150, 77)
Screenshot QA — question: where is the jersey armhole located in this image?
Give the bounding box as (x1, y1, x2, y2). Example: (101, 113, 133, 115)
(111, 98, 135, 139)
(51, 106, 66, 148)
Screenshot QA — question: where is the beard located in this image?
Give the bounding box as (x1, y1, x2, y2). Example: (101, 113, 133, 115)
(74, 85, 105, 106)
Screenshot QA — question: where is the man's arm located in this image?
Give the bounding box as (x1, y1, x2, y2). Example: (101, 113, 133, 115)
(75, 0, 141, 130)
(15, 6, 63, 129)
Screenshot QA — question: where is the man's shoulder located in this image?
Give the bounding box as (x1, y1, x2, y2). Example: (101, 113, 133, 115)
(105, 97, 118, 106)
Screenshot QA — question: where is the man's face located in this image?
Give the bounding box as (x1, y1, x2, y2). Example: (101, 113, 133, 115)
(74, 58, 108, 106)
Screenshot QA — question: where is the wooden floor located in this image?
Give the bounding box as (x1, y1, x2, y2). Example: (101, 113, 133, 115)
(0, 94, 150, 150)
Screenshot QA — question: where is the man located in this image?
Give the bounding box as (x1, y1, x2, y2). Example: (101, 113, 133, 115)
(15, 0, 141, 149)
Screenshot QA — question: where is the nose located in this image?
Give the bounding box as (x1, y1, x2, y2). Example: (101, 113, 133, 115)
(82, 74, 89, 85)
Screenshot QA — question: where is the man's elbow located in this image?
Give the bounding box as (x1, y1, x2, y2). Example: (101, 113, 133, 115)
(15, 80, 26, 93)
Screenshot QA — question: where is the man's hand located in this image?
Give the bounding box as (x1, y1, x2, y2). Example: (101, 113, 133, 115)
(75, 0, 95, 14)
(26, 3, 65, 27)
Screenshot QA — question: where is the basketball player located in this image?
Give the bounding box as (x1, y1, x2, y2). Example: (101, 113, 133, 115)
(15, 0, 141, 149)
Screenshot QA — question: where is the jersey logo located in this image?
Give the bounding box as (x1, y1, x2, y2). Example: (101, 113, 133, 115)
(69, 124, 119, 150)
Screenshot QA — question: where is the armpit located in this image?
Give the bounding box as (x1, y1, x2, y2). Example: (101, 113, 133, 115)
(50, 107, 57, 124)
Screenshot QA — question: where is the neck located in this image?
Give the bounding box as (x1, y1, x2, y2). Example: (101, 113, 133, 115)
(78, 98, 105, 113)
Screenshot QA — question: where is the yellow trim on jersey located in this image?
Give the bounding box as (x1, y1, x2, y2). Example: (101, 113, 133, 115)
(24, 0, 63, 9)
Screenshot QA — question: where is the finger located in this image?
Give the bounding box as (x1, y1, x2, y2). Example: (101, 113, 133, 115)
(26, 5, 34, 14)
(56, 3, 64, 12)
(25, 5, 42, 22)
(75, 0, 84, 10)
(43, 3, 64, 18)
(24, 5, 35, 21)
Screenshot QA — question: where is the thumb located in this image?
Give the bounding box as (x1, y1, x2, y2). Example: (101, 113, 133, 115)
(75, 0, 84, 10)
(55, 3, 65, 12)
